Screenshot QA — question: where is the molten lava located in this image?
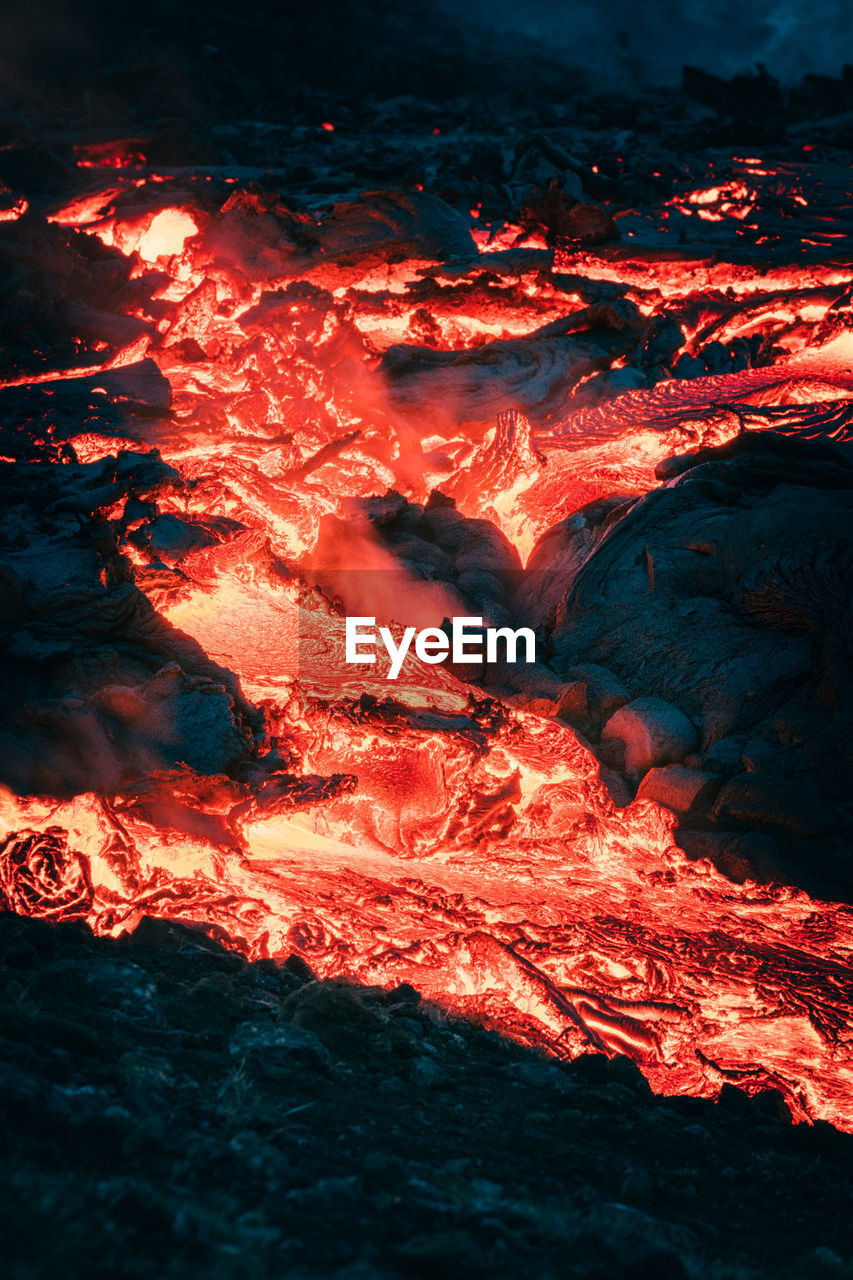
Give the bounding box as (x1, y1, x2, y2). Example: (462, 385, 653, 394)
(2, 148, 853, 1133)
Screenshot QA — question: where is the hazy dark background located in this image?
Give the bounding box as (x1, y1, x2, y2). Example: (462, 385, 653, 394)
(0, 0, 848, 129)
(440, 0, 851, 86)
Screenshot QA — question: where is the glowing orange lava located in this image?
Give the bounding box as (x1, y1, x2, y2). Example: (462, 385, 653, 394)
(5, 167, 853, 1133)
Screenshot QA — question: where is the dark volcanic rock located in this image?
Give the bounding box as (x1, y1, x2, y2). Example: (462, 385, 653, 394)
(712, 774, 835, 838)
(544, 435, 853, 892)
(0, 453, 258, 795)
(381, 303, 645, 431)
(601, 697, 699, 778)
(636, 764, 720, 815)
(309, 488, 523, 629)
(2, 911, 853, 1280)
(675, 829, 794, 886)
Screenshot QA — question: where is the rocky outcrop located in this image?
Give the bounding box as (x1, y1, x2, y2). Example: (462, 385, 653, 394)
(542, 435, 853, 894)
(2, 910, 852, 1280)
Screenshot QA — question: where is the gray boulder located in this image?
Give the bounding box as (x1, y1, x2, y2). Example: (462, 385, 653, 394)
(602, 696, 698, 778)
(636, 764, 719, 814)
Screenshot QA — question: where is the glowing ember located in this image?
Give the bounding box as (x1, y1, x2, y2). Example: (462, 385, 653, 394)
(0, 196, 28, 222)
(137, 208, 200, 261)
(74, 140, 148, 169)
(672, 181, 757, 221)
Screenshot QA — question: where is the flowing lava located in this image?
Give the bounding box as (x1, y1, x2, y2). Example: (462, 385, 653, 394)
(2, 145, 853, 1134)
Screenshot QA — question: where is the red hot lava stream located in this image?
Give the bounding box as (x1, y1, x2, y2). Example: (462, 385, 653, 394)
(2, 157, 853, 1131)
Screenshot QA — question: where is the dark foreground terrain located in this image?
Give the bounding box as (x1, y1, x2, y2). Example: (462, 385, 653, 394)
(1, 910, 851, 1280)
